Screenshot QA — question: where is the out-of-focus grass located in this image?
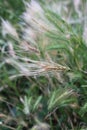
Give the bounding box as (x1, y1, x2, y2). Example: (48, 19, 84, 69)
(0, 0, 87, 130)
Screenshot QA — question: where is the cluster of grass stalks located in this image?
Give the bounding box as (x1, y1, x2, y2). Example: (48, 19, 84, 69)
(0, 0, 87, 130)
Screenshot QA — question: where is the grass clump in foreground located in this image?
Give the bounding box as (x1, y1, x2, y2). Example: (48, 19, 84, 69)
(0, 0, 87, 130)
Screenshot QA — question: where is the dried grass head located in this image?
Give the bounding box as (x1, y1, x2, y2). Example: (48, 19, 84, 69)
(31, 123, 50, 130)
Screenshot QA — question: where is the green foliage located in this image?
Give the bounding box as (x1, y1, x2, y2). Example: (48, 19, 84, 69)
(48, 87, 76, 111)
(0, 0, 87, 130)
